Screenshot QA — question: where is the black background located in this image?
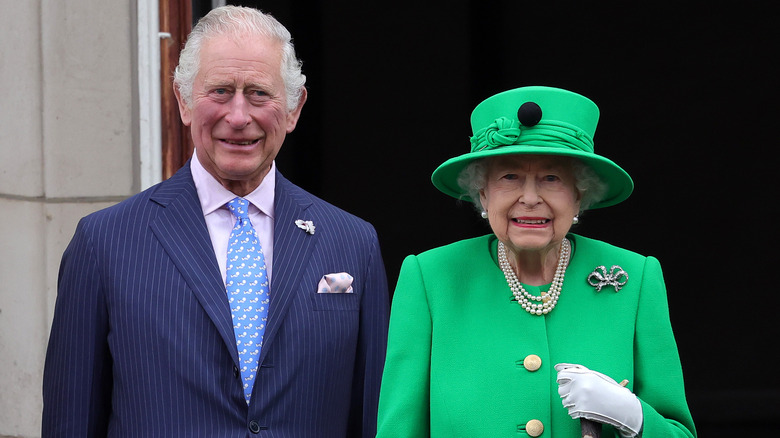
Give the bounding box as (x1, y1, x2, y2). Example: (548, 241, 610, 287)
(203, 1, 779, 435)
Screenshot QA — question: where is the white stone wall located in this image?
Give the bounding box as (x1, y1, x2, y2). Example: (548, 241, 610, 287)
(0, 1, 136, 436)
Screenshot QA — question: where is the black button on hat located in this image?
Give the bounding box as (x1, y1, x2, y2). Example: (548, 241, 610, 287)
(517, 102, 542, 126)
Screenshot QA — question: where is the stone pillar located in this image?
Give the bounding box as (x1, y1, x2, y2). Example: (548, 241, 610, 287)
(0, 1, 136, 436)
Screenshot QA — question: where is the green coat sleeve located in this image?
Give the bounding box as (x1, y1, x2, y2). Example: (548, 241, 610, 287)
(633, 256, 696, 437)
(377, 255, 431, 437)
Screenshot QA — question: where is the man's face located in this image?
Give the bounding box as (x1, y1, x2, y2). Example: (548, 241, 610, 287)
(176, 33, 305, 194)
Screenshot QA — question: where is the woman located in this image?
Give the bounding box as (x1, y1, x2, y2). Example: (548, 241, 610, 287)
(376, 86, 696, 437)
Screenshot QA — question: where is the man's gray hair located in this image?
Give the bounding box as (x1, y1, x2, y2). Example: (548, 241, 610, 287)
(173, 5, 306, 112)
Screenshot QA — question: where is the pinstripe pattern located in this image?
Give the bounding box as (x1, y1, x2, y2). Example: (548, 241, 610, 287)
(42, 164, 390, 437)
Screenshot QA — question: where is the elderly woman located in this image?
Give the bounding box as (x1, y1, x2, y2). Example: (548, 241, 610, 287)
(376, 86, 696, 437)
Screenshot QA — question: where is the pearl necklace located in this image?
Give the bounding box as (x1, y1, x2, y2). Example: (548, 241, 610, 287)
(498, 238, 571, 315)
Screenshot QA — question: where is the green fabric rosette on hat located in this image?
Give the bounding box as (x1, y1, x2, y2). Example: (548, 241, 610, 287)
(431, 86, 634, 209)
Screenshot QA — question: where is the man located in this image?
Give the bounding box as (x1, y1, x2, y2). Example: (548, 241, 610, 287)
(42, 6, 389, 437)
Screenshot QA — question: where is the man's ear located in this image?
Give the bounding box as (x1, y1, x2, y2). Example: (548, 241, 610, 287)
(285, 87, 308, 133)
(173, 83, 192, 127)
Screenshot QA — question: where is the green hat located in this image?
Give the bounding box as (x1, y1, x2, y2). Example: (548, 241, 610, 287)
(431, 86, 633, 209)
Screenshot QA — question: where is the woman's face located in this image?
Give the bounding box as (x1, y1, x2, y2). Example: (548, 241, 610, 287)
(479, 155, 581, 255)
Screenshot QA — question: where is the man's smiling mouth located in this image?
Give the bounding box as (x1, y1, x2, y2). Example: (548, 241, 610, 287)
(223, 139, 259, 146)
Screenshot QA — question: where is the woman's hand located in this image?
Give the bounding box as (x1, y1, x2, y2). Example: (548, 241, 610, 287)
(555, 363, 643, 438)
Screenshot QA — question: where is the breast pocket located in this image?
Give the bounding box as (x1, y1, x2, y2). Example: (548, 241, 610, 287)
(310, 292, 360, 311)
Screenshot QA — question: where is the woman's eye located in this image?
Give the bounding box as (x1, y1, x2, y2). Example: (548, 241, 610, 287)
(501, 173, 518, 181)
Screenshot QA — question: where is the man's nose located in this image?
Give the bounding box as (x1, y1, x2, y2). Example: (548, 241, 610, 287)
(225, 93, 251, 128)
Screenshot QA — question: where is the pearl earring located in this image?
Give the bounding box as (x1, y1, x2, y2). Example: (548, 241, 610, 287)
(572, 215, 580, 225)
(481, 210, 488, 219)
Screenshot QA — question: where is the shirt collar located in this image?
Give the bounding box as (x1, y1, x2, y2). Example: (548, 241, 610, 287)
(190, 149, 276, 218)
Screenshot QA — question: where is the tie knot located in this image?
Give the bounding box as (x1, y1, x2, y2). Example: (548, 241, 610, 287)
(227, 197, 251, 220)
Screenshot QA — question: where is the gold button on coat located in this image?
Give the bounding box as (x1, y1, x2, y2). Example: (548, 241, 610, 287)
(523, 354, 542, 371)
(526, 419, 544, 437)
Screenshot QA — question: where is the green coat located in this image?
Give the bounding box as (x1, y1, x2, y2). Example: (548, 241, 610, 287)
(377, 234, 696, 437)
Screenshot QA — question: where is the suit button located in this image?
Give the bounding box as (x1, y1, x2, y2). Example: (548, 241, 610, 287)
(523, 354, 542, 371)
(233, 365, 240, 378)
(248, 420, 261, 434)
(526, 419, 544, 437)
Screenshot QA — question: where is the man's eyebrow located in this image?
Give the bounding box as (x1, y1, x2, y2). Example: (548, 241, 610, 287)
(203, 80, 234, 89)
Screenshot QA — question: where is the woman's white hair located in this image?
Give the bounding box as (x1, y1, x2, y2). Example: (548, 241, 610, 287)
(457, 156, 608, 215)
(173, 6, 306, 112)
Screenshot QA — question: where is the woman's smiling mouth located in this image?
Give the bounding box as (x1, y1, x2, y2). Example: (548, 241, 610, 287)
(513, 217, 550, 227)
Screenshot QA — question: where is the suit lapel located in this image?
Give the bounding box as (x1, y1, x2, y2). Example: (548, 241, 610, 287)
(145, 167, 317, 368)
(258, 171, 316, 364)
(148, 164, 239, 364)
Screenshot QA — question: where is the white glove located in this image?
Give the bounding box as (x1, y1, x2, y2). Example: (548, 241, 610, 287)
(555, 363, 643, 438)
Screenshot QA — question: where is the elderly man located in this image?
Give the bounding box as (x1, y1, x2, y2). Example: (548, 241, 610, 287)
(42, 6, 389, 437)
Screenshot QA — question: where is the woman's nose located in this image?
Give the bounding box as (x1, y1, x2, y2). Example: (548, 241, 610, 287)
(519, 181, 543, 205)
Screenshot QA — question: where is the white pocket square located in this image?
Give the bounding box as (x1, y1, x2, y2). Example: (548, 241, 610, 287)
(317, 272, 354, 293)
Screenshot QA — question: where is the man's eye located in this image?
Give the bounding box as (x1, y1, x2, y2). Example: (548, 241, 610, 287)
(214, 88, 227, 95)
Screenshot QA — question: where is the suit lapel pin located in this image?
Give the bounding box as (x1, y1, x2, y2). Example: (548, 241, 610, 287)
(294, 219, 316, 235)
(587, 265, 628, 292)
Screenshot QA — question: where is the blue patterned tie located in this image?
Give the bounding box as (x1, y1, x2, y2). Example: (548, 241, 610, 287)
(226, 197, 269, 404)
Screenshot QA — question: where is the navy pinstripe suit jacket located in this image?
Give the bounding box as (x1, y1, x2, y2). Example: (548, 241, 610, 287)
(42, 163, 390, 437)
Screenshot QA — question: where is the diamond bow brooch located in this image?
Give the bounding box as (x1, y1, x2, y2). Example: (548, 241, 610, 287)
(587, 265, 628, 292)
